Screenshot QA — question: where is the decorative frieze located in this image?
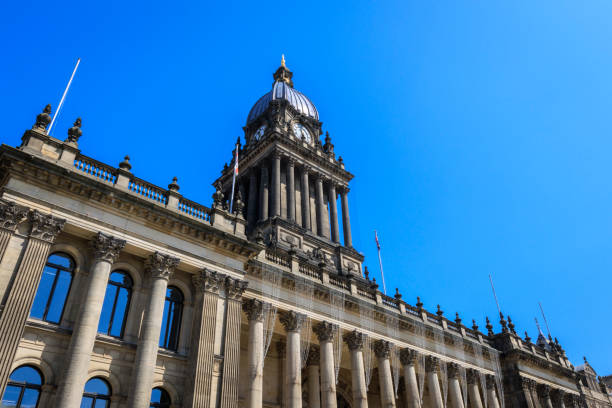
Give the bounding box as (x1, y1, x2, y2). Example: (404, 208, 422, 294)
(225, 276, 248, 300)
(279, 310, 306, 332)
(29, 210, 65, 243)
(313, 321, 337, 342)
(0, 201, 28, 231)
(145, 251, 180, 280)
(91, 232, 125, 263)
(425, 355, 440, 373)
(193, 268, 224, 294)
(399, 348, 418, 366)
(242, 298, 265, 322)
(373, 340, 391, 359)
(343, 329, 365, 351)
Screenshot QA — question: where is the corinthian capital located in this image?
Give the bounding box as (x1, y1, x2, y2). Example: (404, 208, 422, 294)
(425, 355, 440, 373)
(373, 340, 392, 359)
(313, 321, 337, 342)
(448, 362, 461, 379)
(0, 201, 28, 231)
(467, 369, 480, 385)
(399, 348, 418, 366)
(486, 374, 497, 390)
(193, 268, 224, 294)
(280, 310, 306, 332)
(343, 330, 365, 351)
(307, 345, 320, 366)
(91, 232, 126, 263)
(29, 210, 65, 243)
(146, 251, 180, 280)
(225, 276, 248, 300)
(242, 298, 265, 322)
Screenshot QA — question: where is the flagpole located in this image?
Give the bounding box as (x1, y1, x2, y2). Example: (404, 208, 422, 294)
(538, 302, 552, 337)
(49, 58, 81, 136)
(229, 141, 239, 214)
(489, 274, 502, 316)
(375, 230, 387, 295)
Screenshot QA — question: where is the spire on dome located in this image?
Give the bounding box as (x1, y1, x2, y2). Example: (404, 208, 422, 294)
(273, 55, 294, 87)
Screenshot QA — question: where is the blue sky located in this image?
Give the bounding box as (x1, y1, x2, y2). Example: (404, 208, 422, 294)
(2, 0, 611, 373)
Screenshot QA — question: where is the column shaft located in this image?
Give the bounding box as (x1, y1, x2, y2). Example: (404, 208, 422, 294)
(449, 378, 465, 408)
(344, 331, 368, 408)
(280, 311, 305, 408)
(301, 169, 311, 230)
(243, 299, 264, 408)
(260, 165, 269, 221)
(402, 365, 420, 408)
(377, 357, 396, 407)
(340, 189, 352, 247)
(314, 322, 337, 408)
(487, 388, 501, 408)
(308, 364, 321, 408)
(287, 160, 295, 222)
(248, 171, 258, 228)
(426, 357, 444, 408)
(328, 185, 339, 243)
(272, 154, 281, 217)
(315, 177, 329, 239)
(519, 379, 535, 408)
(468, 384, 484, 408)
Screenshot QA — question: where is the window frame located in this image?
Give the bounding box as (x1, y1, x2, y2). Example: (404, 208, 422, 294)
(3, 365, 43, 408)
(32, 252, 75, 324)
(150, 387, 171, 408)
(98, 270, 133, 338)
(81, 377, 111, 408)
(159, 286, 183, 351)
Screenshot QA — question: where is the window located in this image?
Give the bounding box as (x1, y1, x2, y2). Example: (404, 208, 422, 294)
(81, 378, 110, 408)
(31, 253, 74, 324)
(150, 387, 171, 408)
(1, 365, 42, 407)
(98, 271, 133, 338)
(159, 286, 183, 351)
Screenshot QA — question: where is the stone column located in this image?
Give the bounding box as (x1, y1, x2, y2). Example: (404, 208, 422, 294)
(518, 377, 535, 408)
(426, 356, 444, 408)
(260, 164, 269, 221)
(485, 375, 501, 408)
(243, 298, 265, 408)
(277, 341, 286, 407)
(307, 346, 321, 408)
(248, 171, 258, 228)
(219, 277, 248, 408)
(0, 201, 28, 263)
(313, 321, 338, 408)
(287, 159, 296, 222)
(528, 380, 542, 408)
(128, 252, 180, 408)
(539, 384, 553, 408)
(400, 349, 421, 408)
(280, 311, 306, 408)
(343, 330, 368, 408)
(0, 211, 64, 395)
(187, 269, 224, 408)
(373, 340, 396, 408)
(301, 167, 311, 230)
(466, 369, 484, 408)
(315, 176, 329, 239)
(272, 153, 281, 217)
(551, 389, 566, 408)
(340, 188, 352, 247)
(327, 184, 339, 243)
(447, 363, 465, 408)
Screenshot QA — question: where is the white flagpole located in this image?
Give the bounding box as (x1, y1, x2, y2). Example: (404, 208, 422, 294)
(489, 274, 502, 316)
(229, 142, 239, 214)
(375, 230, 387, 295)
(49, 58, 81, 136)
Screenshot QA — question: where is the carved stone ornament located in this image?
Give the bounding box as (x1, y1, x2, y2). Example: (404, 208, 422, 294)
(212, 182, 224, 209)
(192, 268, 224, 294)
(146, 251, 180, 280)
(425, 355, 440, 373)
(313, 321, 337, 342)
(485, 374, 497, 390)
(91, 232, 126, 263)
(343, 330, 365, 351)
(306, 345, 320, 366)
(447, 362, 461, 379)
(538, 384, 551, 398)
(467, 369, 479, 385)
(29, 210, 66, 243)
(225, 276, 248, 300)
(551, 389, 565, 404)
(373, 340, 392, 359)
(399, 348, 418, 366)
(0, 201, 28, 231)
(242, 298, 265, 322)
(279, 310, 306, 332)
(66, 117, 82, 143)
(33, 104, 52, 130)
(276, 341, 286, 357)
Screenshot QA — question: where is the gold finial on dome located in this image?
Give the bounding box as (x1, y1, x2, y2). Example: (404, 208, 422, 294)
(281, 54, 286, 67)
(273, 55, 294, 87)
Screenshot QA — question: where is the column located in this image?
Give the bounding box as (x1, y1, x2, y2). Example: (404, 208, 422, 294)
(426, 356, 444, 408)
(327, 184, 339, 243)
(259, 164, 269, 221)
(518, 377, 535, 408)
(400, 349, 421, 408)
(0, 211, 64, 395)
(187, 269, 225, 408)
(287, 159, 296, 222)
(551, 389, 566, 408)
(272, 153, 281, 217)
(301, 167, 311, 230)
(277, 341, 286, 407)
(485, 375, 501, 408)
(128, 252, 180, 408)
(373, 340, 396, 408)
(528, 380, 543, 408)
(0, 201, 28, 262)
(307, 346, 321, 408)
(447, 363, 465, 408)
(343, 330, 368, 408)
(466, 369, 484, 408)
(280, 311, 306, 408)
(248, 171, 258, 228)
(313, 321, 338, 408)
(219, 277, 248, 408)
(243, 298, 265, 408)
(539, 385, 553, 408)
(340, 188, 352, 247)
(315, 176, 329, 239)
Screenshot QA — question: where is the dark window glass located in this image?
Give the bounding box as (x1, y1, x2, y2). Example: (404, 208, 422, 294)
(158, 286, 183, 351)
(30, 253, 74, 324)
(98, 271, 133, 338)
(80, 378, 110, 408)
(1, 365, 42, 408)
(150, 387, 171, 407)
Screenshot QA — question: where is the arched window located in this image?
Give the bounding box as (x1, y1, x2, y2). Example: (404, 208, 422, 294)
(159, 286, 183, 351)
(98, 271, 133, 338)
(31, 252, 74, 324)
(1, 365, 42, 407)
(81, 377, 111, 408)
(150, 387, 171, 407)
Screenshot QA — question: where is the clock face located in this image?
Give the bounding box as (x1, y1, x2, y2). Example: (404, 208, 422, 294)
(254, 125, 266, 140)
(293, 123, 312, 143)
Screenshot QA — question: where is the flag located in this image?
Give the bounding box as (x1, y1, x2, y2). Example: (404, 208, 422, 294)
(229, 140, 240, 213)
(233, 145, 239, 176)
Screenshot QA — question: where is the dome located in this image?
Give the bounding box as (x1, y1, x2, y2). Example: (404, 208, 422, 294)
(246, 57, 319, 125)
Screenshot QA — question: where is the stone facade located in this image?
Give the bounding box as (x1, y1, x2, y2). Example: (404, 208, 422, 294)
(0, 61, 610, 408)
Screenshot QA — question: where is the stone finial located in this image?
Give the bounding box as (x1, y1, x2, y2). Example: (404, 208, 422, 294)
(313, 321, 337, 342)
(338, 156, 344, 164)
(212, 181, 224, 209)
(416, 296, 423, 312)
(399, 348, 418, 366)
(307, 345, 320, 366)
(225, 276, 248, 300)
(372, 340, 392, 359)
(192, 268, 224, 294)
(233, 190, 245, 215)
(119, 155, 132, 171)
(66, 117, 82, 143)
(507, 315, 516, 334)
(472, 319, 479, 331)
(242, 298, 264, 322)
(33, 104, 52, 130)
(0, 201, 28, 231)
(436, 304, 444, 318)
(370, 277, 379, 290)
(485, 374, 497, 390)
(394, 288, 402, 301)
(363, 266, 370, 280)
(485, 316, 494, 336)
(28, 210, 66, 243)
(279, 310, 306, 332)
(91, 232, 126, 263)
(499, 312, 508, 333)
(425, 355, 440, 372)
(323, 131, 334, 155)
(524, 331, 532, 344)
(455, 312, 462, 326)
(146, 252, 180, 280)
(168, 177, 180, 192)
(343, 330, 365, 351)
(273, 56, 294, 87)
(448, 362, 461, 379)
